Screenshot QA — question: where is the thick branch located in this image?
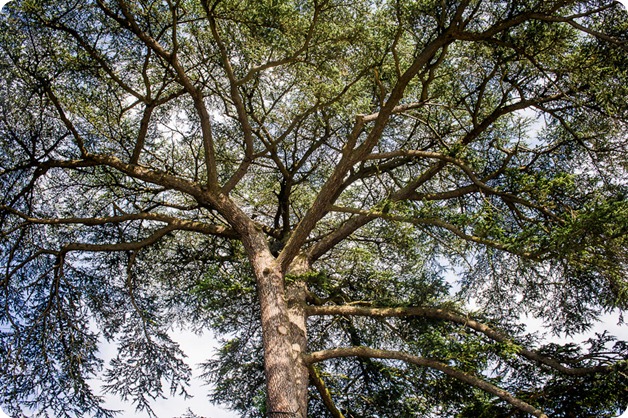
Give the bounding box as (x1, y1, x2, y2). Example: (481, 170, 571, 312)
(97, 0, 219, 188)
(28, 156, 271, 251)
(206, 10, 255, 194)
(88, 154, 205, 198)
(61, 224, 176, 253)
(453, 2, 577, 42)
(279, 31, 456, 270)
(307, 161, 447, 263)
(130, 104, 155, 165)
(44, 86, 88, 157)
(306, 305, 616, 377)
(304, 346, 549, 418)
(0, 206, 238, 238)
(308, 89, 569, 263)
(410, 184, 479, 201)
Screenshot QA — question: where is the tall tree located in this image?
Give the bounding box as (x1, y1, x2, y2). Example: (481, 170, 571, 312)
(1, 0, 627, 417)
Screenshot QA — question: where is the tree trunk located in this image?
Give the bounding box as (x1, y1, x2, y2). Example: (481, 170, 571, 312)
(212, 195, 310, 416)
(251, 251, 309, 418)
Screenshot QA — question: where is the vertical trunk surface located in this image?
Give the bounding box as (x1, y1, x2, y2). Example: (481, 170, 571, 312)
(251, 252, 309, 418)
(215, 196, 309, 417)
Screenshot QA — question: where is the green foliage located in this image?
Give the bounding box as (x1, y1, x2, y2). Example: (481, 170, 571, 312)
(201, 334, 267, 418)
(1, 0, 627, 417)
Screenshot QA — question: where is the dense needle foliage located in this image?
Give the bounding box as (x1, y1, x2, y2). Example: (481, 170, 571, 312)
(1, 0, 627, 417)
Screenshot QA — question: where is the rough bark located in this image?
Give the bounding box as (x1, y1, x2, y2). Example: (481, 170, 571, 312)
(284, 257, 310, 417)
(249, 251, 309, 418)
(211, 193, 310, 417)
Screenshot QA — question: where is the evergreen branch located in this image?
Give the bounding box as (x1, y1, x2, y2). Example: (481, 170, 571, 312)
(0, 205, 237, 238)
(307, 161, 448, 263)
(328, 205, 535, 258)
(205, 7, 255, 194)
(365, 149, 562, 222)
(306, 364, 345, 418)
(304, 346, 549, 418)
(233, 0, 323, 86)
(305, 305, 619, 377)
(96, 0, 220, 189)
(277, 28, 457, 271)
(43, 85, 88, 157)
(40, 19, 146, 102)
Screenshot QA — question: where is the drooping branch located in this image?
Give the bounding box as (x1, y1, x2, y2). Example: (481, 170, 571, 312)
(304, 346, 549, 418)
(306, 305, 619, 377)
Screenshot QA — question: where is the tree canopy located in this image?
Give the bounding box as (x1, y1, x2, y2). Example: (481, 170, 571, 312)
(1, 0, 627, 417)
